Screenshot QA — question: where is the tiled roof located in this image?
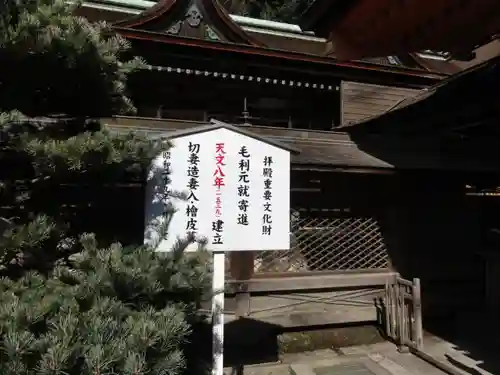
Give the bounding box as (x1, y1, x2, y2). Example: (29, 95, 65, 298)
(105, 117, 500, 172)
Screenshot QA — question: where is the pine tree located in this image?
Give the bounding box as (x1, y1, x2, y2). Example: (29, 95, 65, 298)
(0, 234, 211, 375)
(0, 0, 211, 374)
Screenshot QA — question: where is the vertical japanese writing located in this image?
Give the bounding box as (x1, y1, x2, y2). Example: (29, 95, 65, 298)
(185, 142, 200, 233)
(162, 150, 172, 174)
(262, 156, 273, 236)
(162, 150, 172, 214)
(237, 146, 251, 226)
(212, 143, 226, 244)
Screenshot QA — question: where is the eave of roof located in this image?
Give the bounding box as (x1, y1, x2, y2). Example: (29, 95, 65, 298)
(105, 116, 393, 170)
(342, 54, 500, 134)
(299, 0, 500, 60)
(162, 119, 301, 154)
(117, 26, 448, 85)
(82, 0, 462, 78)
(82, 0, 320, 40)
(105, 116, 500, 173)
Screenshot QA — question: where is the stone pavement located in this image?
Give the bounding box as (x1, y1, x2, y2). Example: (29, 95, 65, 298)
(422, 334, 495, 375)
(422, 312, 500, 375)
(224, 342, 449, 375)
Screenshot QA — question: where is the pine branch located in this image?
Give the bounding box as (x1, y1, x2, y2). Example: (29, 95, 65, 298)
(0, 1, 211, 374)
(0, 1, 145, 117)
(25, 129, 164, 176)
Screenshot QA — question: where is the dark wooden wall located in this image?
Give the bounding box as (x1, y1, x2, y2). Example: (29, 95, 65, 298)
(380, 176, 485, 320)
(293, 169, 488, 319)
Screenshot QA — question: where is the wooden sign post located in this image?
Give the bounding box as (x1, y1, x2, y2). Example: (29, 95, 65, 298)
(144, 120, 297, 375)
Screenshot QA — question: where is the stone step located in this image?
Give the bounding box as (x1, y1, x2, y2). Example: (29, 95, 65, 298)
(382, 351, 452, 375)
(224, 350, 450, 375)
(289, 352, 438, 375)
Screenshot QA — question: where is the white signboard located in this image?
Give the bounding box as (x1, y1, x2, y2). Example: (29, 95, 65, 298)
(144, 125, 291, 252)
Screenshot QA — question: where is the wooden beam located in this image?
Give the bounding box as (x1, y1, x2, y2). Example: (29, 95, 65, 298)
(226, 270, 397, 293)
(291, 165, 395, 174)
(119, 28, 446, 88)
(410, 349, 466, 375)
(229, 252, 254, 317)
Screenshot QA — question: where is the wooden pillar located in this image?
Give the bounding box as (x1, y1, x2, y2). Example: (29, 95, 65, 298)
(384, 282, 393, 339)
(229, 251, 255, 317)
(339, 81, 344, 126)
(396, 283, 409, 353)
(412, 278, 424, 350)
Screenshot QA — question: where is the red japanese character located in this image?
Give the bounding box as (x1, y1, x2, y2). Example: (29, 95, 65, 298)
(213, 165, 225, 177)
(215, 154, 226, 165)
(214, 177, 225, 188)
(215, 143, 226, 154)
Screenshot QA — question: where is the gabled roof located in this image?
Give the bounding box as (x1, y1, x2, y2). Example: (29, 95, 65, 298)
(343, 55, 500, 135)
(113, 0, 264, 45)
(80, 0, 461, 77)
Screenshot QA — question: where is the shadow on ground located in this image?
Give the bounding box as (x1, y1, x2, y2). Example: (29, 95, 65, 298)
(184, 316, 386, 375)
(426, 313, 500, 375)
(184, 317, 281, 375)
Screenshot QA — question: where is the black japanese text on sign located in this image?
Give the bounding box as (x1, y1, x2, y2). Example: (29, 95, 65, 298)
(212, 142, 226, 245)
(185, 142, 200, 233)
(262, 156, 273, 236)
(237, 146, 251, 226)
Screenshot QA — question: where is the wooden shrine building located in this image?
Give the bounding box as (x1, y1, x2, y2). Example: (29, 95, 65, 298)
(80, 0, 461, 129)
(342, 55, 500, 320)
(79, 0, 500, 326)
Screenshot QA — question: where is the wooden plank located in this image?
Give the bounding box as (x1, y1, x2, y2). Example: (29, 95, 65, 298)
(228, 306, 378, 327)
(412, 278, 424, 350)
(229, 252, 254, 317)
(401, 291, 409, 350)
(403, 292, 413, 300)
(389, 284, 397, 340)
(226, 271, 398, 293)
(396, 284, 406, 351)
(339, 81, 345, 126)
(396, 277, 413, 287)
(410, 348, 468, 375)
(384, 283, 392, 338)
(341, 81, 420, 124)
(290, 165, 395, 174)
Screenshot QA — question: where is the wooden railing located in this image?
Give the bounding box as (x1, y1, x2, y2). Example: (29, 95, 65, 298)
(384, 276, 423, 352)
(384, 276, 472, 375)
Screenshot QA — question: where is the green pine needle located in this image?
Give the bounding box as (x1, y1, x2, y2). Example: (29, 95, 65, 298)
(0, 0, 211, 374)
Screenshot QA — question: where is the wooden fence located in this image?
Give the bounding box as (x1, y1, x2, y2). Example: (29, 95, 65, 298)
(254, 208, 389, 274)
(384, 277, 473, 375)
(384, 276, 423, 351)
